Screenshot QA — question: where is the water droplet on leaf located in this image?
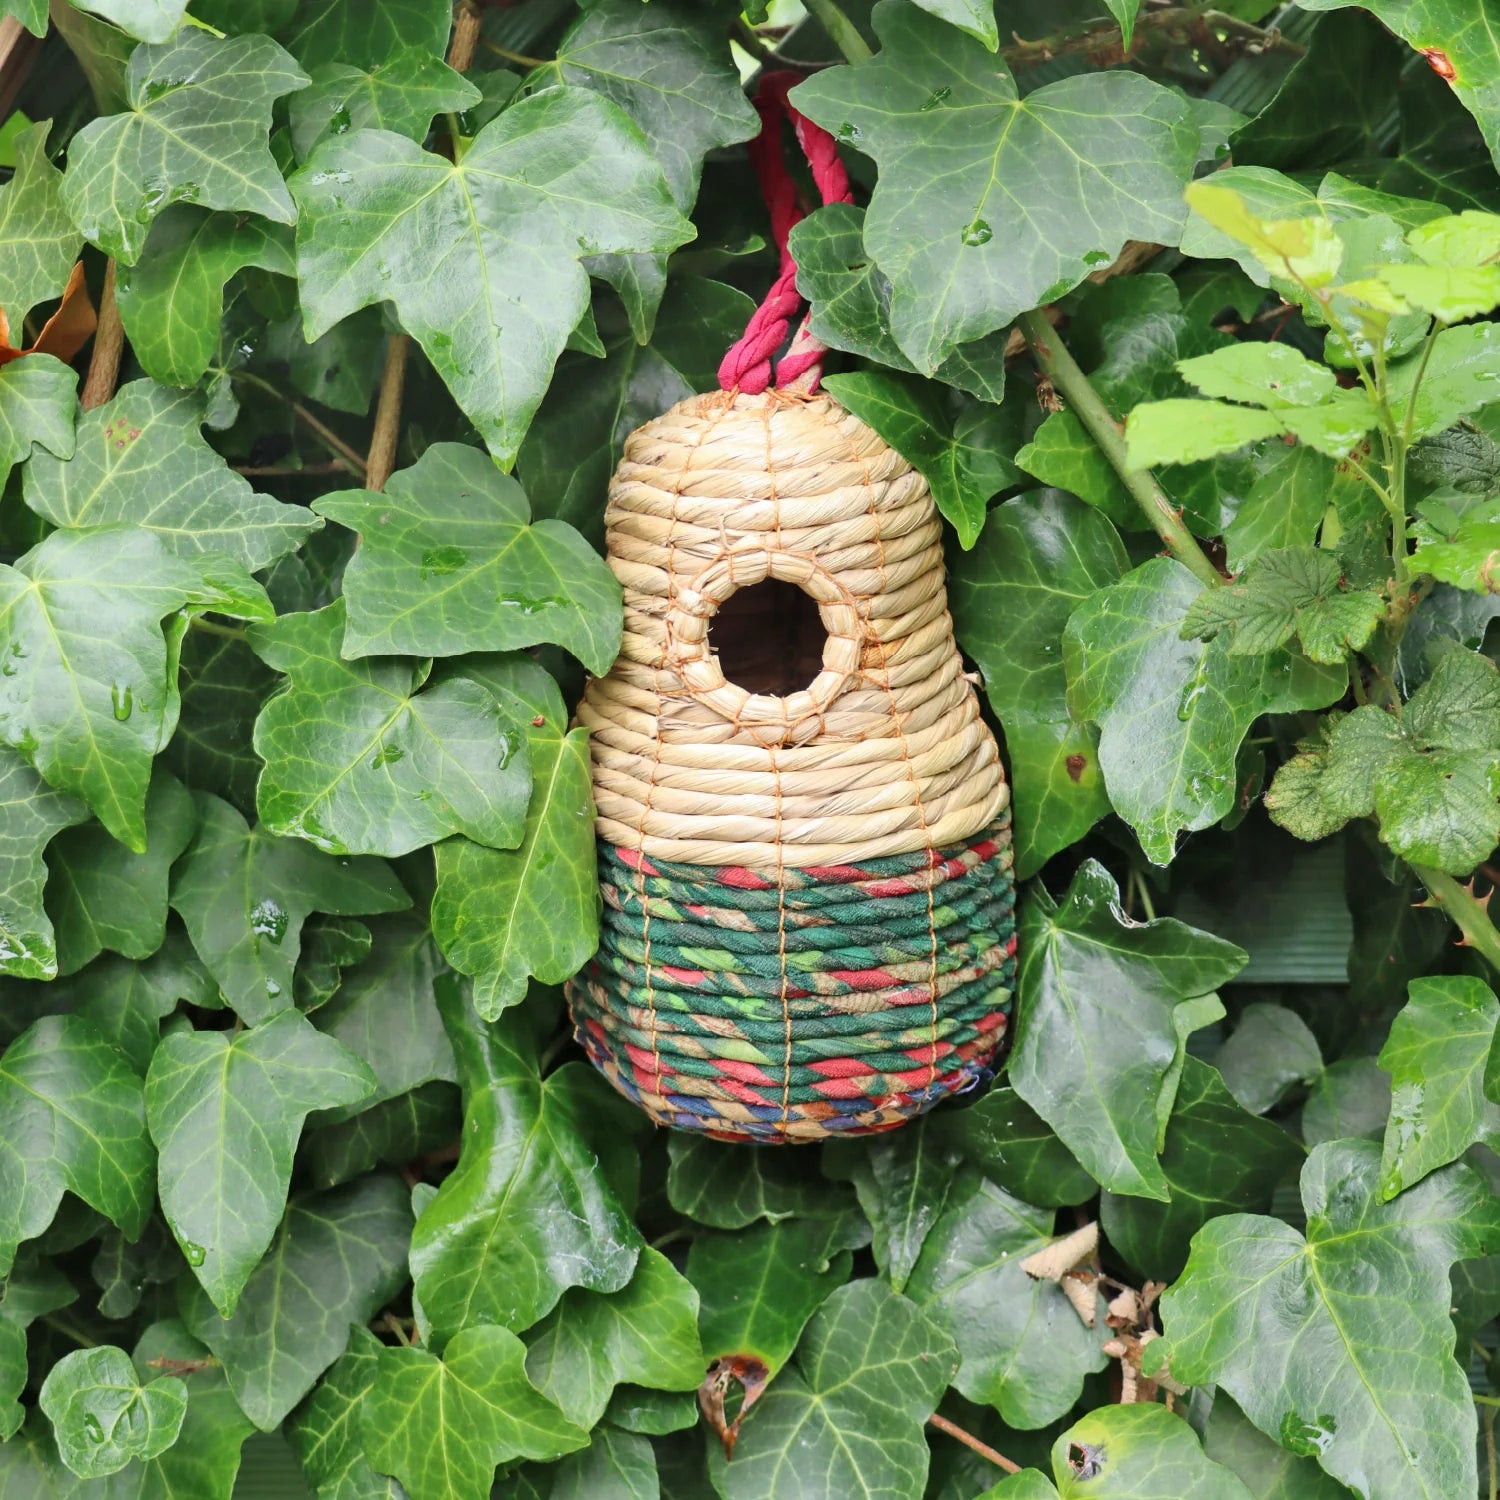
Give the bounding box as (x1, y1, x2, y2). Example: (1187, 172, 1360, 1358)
(250, 898, 288, 944)
(961, 218, 992, 247)
(420, 546, 468, 579)
(111, 683, 133, 721)
(919, 86, 951, 110)
(181, 1239, 206, 1267)
(83, 1414, 105, 1443)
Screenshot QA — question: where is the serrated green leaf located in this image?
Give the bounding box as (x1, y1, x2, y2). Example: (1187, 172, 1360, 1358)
(1162, 1139, 1500, 1500)
(1177, 343, 1338, 409)
(59, 30, 308, 264)
(524, 1247, 703, 1430)
(315, 443, 621, 673)
(792, 4, 1198, 371)
(410, 986, 640, 1344)
(1125, 399, 1284, 468)
(430, 658, 600, 1016)
(285, 1323, 402, 1500)
(1011, 859, 1245, 1200)
(113, 207, 295, 386)
(279, 0, 452, 71)
(180, 1174, 412, 1429)
(45, 765, 195, 975)
(0, 1014, 154, 1268)
(0, 122, 81, 335)
(363, 1325, 589, 1500)
(249, 600, 532, 857)
(1389, 322, 1500, 440)
(288, 49, 480, 162)
(144, 1008, 375, 1316)
(38, 1344, 186, 1479)
(0, 746, 87, 981)
(1213, 1002, 1324, 1115)
(0, 354, 76, 497)
(290, 92, 692, 466)
(168, 791, 410, 1023)
(665, 1132, 855, 1230)
(24, 380, 318, 571)
(949, 490, 1126, 877)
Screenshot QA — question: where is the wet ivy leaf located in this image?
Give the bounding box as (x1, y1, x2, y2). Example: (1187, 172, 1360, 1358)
(144, 1008, 376, 1317)
(0, 1014, 154, 1268)
(279, 0, 453, 72)
(524, 1247, 703, 1429)
(301, 1079, 461, 1190)
(0, 355, 76, 499)
(928, 1086, 1096, 1208)
(910, 0, 997, 47)
(949, 489, 1126, 878)
(363, 1325, 589, 1500)
(38, 1344, 186, 1478)
(290, 92, 692, 467)
(907, 1170, 1107, 1430)
(249, 601, 532, 857)
(1302, 1056, 1392, 1148)
(113, 208, 295, 387)
(45, 767, 195, 976)
(430, 658, 600, 1017)
(0, 122, 81, 335)
(1203, 1393, 1356, 1500)
(24, 380, 318, 572)
(0, 747, 87, 980)
(707, 1279, 957, 1500)
(288, 48, 480, 162)
(1101, 1058, 1304, 1281)
(409, 986, 640, 1345)
(286, 1323, 402, 1499)
(1162, 1140, 1500, 1500)
(180, 1174, 412, 1429)
(1065, 557, 1344, 865)
(168, 791, 410, 1022)
(60, 30, 308, 264)
(292, 914, 372, 1014)
(665, 1133, 855, 1230)
(1012, 859, 1246, 1200)
(1213, 1002, 1324, 1115)
(791, 4, 1199, 371)
(316, 443, 621, 674)
(1376, 976, 1500, 1199)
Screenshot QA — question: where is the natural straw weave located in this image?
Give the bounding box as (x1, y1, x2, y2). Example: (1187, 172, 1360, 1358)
(566, 387, 1014, 1142)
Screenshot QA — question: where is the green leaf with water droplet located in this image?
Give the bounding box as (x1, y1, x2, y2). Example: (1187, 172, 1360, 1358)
(144, 1007, 376, 1318)
(167, 790, 409, 1023)
(0, 354, 76, 498)
(59, 29, 308, 264)
(790, 5, 1200, 371)
(1064, 557, 1345, 865)
(38, 1344, 186, 1479)
(315, 443, 622, 674)
(1388, 321, 1500, 441)
(248, 600, 533, 857)
(430, 657, 601, 1017)
(0, 121, 82, 335)
(1163, 1139, 1500, 1500)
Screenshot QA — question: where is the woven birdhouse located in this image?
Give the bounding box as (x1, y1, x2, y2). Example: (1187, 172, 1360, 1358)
(565, 388, 1016, 1142)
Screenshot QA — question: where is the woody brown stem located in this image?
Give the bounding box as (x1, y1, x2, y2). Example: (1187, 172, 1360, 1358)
(80, 260, 123, 411)
(364, 333, 409, 492)
(927, 1414, 1021, 1475)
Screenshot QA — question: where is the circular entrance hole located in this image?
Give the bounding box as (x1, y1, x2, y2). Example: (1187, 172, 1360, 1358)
(707, 578, 829, 697)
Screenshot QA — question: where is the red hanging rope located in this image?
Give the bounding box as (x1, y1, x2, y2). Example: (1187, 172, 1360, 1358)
(717, 71, 853, 396)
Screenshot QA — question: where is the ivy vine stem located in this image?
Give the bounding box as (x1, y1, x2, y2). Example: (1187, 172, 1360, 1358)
(1016, 308, 1224, 589)
(801, 0, 875, 62)
(1411, 865, 1500, 975)
(927, 1413, 1021, 1475)
(80, 259, 123, 411)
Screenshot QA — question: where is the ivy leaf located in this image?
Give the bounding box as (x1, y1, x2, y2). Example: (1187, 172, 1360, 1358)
(906, 1170, 1107, 1429)
(1065, 557, 1345, 864)
(910, 0, 997, 48)
(409, 987, 641, 1345)
(286, 1324, 402, 1500)
(821, 370, 1021, 547)
(1203, 1393, 1356, 1500)
(706, 1279, 957, 1500)
(279, 0, 453, 71)
(288, 48, 480, 162)
(0, 747, 87, 981)
(791, 4, 1200, 371)
(23, 380, 318, 572)
(302, 1081, 461, 1191)
(0, 355, 76, 496)
(290, 92, 692, 467)
(315, 443, 622, 674)
(665, 1134, 856, 1230)
(179, 1174, 412, 1429)
(113, 208, 295, 387)
(539, 1428, 661, 1500)
(1213, 1002, 1325, 1115)
(1304, 1056, 1393, 1148)
(524, 1247, 703, 1429)
(1011, 859, 1246, 1200)
(248, 600, 532, 857)
(1376, 976, 1500, 1200)
(1100, 1058, 1304, 1281)
(1162, 1140, 1500, 1500)
(38, 1345, 185, 1479)
(144, 1009, 376, 1316)
(45, 766, 196, 975)
(949, 490, 1126, 878)
(430, 658, 600, 1017)
(1226, 447, 1350, 572)
(363, 1325, 589, 1500)
(0, 1014, 154, 1268)
(1181, 547, 1385, 665)
(168, 791, 410, 1022)
(59, 30, 309, 264)
(162, 629, 274, 814)
(0, 122, 81, 334)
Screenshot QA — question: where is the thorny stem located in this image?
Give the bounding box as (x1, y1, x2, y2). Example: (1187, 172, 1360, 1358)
(801, 0, 875, 62)
(927, 1414, 1021, 1476)
(1412, 866, 1500, 976)
(80, 260, 123, 411)
(1017, 309, 1224, 589)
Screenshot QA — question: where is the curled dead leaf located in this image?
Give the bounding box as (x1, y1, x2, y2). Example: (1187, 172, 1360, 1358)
(698, 1353, 770, 1460)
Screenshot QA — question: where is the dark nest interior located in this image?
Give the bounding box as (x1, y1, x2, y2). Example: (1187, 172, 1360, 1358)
(708, 578, 827, 696)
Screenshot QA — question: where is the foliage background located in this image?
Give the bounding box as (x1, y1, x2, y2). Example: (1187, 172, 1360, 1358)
(0, 0, 1499, 1497)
